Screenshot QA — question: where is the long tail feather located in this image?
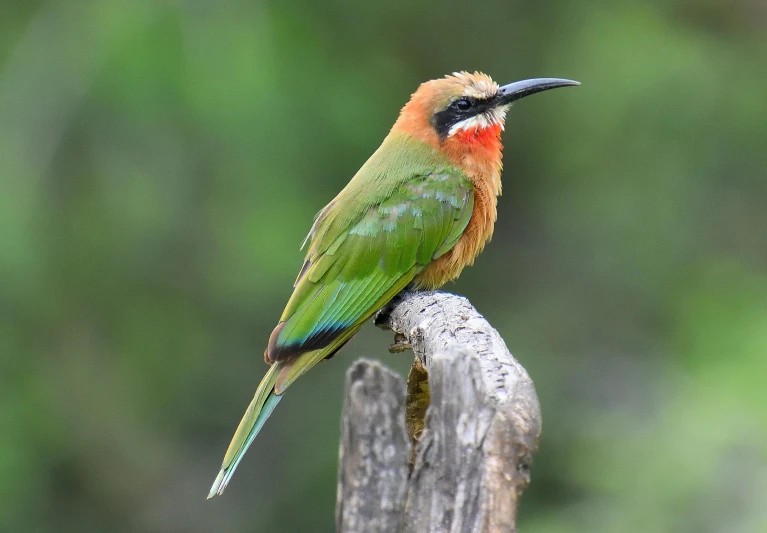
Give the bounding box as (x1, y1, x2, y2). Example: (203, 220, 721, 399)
(207, 363, 283, 498)
(207, 325, 370, 498)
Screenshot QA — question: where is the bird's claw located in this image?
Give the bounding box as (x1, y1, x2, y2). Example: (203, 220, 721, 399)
(388, 332, 411, 353)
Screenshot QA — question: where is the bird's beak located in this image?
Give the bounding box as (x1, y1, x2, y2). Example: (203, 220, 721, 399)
(496, 78, 580, 106)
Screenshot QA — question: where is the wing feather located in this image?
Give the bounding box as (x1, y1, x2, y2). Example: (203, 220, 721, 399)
(266, 171, 474, 362)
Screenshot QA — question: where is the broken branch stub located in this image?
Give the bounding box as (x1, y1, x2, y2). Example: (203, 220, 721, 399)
(337, 291, 541, 533)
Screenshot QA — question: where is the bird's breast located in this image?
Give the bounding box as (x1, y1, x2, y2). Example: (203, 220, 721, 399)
(414, 147, 502, 289)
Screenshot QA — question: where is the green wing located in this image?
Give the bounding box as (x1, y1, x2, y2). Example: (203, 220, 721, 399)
(266, 170, 475, 374)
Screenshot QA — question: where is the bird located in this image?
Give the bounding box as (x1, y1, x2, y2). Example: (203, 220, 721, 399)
(207, 71, 579, 497)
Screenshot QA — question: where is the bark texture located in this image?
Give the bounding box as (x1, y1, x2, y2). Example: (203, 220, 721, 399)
(336, 361, 411, 533)
(337, 290, 541, 533)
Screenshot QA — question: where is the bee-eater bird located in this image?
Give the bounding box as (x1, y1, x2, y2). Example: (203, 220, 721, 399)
(208, 71, 578, 497)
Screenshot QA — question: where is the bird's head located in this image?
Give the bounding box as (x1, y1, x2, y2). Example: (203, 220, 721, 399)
(393, 71, 578, 151)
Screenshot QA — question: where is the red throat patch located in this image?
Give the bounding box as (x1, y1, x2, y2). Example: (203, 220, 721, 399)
(452, 123, 503, 150)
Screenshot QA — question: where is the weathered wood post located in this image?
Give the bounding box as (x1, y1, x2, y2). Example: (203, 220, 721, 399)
(336, 291, 541, 533)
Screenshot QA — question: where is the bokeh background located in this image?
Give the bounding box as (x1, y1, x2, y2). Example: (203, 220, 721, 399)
(2, 0, 766, 531)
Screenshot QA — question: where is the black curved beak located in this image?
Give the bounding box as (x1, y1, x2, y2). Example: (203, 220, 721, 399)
(497, 78, 580, 106)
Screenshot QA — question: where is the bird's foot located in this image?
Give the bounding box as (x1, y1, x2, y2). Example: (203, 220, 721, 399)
(374, 302, 396, 328)
(374, 290, 415, 328)
(388, 332, 411, 353)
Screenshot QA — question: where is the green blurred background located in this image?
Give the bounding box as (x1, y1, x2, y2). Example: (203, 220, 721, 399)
(2, 0, 766, 531)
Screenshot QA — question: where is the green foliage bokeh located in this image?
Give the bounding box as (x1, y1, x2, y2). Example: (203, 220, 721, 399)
(1, 1, 766, 531)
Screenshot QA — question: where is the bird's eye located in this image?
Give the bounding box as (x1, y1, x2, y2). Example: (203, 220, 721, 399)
(455, 98, 472, 111)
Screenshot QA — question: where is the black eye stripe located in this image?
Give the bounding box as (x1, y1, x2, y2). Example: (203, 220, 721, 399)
(431, 96, 496, 140)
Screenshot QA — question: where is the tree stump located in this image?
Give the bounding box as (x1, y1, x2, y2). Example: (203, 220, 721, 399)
(336, 291, 541, 533)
